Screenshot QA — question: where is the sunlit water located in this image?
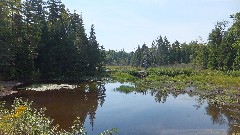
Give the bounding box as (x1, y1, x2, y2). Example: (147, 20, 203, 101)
(1, 82, 238, 135)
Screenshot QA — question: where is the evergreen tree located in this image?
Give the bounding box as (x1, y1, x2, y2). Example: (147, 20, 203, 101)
(150, 41, 157, 66)
(170, 40, 181, 64)
(202, 45, 209, 69)
(156, 36, 164, 66)
(9, 0, 36, 80)
(133, 45, 142, 67)
(68, 12, 89, 78)
(163, 36, 171, 65)
(88, 24, 102, 75)
(141, 44, 150, 69)
(0, 0, 14, 79)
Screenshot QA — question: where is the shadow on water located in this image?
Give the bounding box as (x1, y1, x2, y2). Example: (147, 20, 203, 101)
(1, 82, 239, 134)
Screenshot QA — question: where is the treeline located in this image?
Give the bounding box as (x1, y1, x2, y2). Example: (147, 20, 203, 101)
(106, 13, 240, 70)
(0, 0, 105, 81)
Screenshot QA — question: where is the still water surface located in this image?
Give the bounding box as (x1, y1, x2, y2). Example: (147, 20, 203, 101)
(1, 82, 238, 135)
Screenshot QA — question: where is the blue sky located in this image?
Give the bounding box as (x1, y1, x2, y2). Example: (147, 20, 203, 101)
(61, 0, 240, 52)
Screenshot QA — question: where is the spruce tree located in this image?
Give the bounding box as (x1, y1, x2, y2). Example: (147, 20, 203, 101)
(0, 0, 14, 79)
(88, 24, 100, 75)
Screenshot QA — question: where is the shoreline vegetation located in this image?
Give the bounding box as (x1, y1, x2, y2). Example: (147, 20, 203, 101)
(108, 66, 240, 106)
(2, 65, 239, 106)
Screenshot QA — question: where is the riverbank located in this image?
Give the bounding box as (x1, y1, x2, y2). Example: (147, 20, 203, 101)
(0, 81, 21, 97)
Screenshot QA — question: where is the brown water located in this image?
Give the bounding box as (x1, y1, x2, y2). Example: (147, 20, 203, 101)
(1, 82, 239, 135)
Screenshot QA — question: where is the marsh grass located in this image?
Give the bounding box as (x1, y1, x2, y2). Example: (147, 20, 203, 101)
(115, 85, 135, 94)
(108, 66, 240, 106)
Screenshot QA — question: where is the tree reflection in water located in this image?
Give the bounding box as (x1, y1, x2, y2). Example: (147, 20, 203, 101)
(117, 86, 240, 134)
(205, 103, 240, 134)
(150, 89, 240, 134)
(2, 82, 240, 134)
(1, 82, 107, 131)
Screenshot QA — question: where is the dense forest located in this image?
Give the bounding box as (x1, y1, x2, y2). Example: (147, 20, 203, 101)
(106, 13, 240, 70)
(0, 0, 105, 81)
(1, 0, 240, 81)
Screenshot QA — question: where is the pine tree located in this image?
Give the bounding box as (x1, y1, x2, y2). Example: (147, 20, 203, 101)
(133, 45, 142, 67)
(156, 36, 164, 66)
(150, 40, 157, 66)
(0, 0, 14, 79)
(68, 12, 89, 78)
(9, 0, 36, 80)
(141, 44, 150, 69)
(170, 40, 181, 64)
(88, 24, 101, 75)
(181, 43, 191, 64)
(202, 45, 209, 69)
(163, 36, 171, 65)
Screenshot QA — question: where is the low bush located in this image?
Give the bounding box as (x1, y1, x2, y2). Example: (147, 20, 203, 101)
(146, 68, 195, 77)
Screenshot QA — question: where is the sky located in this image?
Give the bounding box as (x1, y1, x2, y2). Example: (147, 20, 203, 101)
(61, 0, 240, 52)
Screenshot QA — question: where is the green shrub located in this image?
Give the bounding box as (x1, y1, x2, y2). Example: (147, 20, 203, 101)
(225, 70, 240, 77)
(147, 68, 194, 77)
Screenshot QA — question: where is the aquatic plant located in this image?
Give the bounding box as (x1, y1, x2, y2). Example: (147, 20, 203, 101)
(115, 85, 135, 94)
(111, 72, 137, 83)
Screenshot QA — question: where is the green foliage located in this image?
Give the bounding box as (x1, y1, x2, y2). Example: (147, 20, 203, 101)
(87, 24, 105, 75)
(108, 66, 144, 82)
(0, 98, 117, 135)
(0, 0, 105, 81)
(225, 70, 240, 77)
(105, 49, 132, 66)
(115, 85, 135, 94)
(111, 72, 137, 83)
(146, 67, 194, 77)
